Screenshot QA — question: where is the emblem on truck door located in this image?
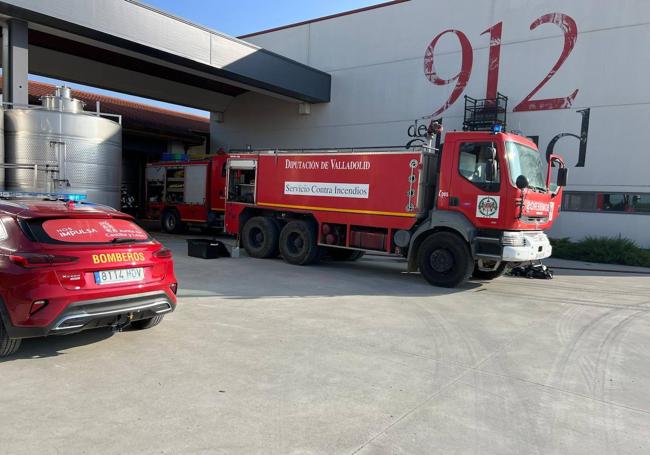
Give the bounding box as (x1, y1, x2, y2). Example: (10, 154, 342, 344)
(476, 195, 500, 219)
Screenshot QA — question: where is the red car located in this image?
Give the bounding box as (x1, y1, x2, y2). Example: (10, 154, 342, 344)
(0, 198, 177, 357)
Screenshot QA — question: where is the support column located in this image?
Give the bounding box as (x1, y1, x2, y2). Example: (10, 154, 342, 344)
(2, 19, 29, 106)
(210, 111, 225, 152)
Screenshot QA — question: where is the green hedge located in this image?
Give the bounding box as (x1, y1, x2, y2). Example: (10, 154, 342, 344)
(550, 236, 650, 267)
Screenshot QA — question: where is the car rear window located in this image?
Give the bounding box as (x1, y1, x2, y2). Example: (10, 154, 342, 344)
(31, 218, 150, 244)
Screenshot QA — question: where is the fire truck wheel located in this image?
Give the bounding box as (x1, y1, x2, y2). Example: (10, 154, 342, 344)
(130, 314, 164, 330)
(418, 232, 472, 288)
(327, 248, 365, 261)
(472, 262, 507, 280)
(0, 320, 21, 358)
(161, 210, 186, 234)
(279, 220, 321, 265)
(242, 216, 280, 258)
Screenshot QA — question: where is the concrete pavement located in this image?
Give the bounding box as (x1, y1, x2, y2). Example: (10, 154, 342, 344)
(1, 232, 648, 454)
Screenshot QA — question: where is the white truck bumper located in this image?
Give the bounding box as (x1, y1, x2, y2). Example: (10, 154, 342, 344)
(502, 231, 552, 262)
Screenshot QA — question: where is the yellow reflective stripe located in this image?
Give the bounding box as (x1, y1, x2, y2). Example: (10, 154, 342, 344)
(256, 202, 416, 218)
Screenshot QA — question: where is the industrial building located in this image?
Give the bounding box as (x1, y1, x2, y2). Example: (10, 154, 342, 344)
(0, 0, 328, 218)
(211, 0, 650, 247)
(0, 0, 648, 246)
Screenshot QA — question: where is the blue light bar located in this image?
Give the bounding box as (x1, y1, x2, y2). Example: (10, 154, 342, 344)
(0, 191, 87, 201)
(63, 193, 87, 201)
(492, 124, 503, 133)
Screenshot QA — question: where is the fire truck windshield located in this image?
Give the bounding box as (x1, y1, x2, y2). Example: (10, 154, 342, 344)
(505, 141, 547, 191)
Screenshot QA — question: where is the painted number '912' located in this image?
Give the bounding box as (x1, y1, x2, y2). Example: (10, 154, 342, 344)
(423, 12, 579, 117)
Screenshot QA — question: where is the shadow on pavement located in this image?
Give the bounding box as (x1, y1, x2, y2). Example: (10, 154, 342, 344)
(0, 328, 114, 363)
(174, 254, 483, 300)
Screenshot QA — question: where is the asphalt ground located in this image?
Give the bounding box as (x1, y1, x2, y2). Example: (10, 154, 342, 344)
(1, 232, 649, 454)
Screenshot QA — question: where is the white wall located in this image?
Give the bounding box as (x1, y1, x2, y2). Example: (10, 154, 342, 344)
(550, 212, 650, 247)
(213, 0, 650, 246)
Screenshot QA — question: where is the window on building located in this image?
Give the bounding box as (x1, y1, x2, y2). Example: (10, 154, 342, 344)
(562, 192, 650, 215)
(629, 194, 650, 213)
(601, 193, 626, 212)
(563, 192, 597, 211)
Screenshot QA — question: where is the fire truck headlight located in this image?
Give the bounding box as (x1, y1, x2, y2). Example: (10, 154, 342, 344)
(501, 231, 525, 247)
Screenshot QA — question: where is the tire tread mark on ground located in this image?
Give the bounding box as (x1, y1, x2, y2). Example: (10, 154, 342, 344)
(349, 305, 564, 454)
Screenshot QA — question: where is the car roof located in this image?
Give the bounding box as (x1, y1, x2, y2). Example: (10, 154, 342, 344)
(0, 200, 126, 219)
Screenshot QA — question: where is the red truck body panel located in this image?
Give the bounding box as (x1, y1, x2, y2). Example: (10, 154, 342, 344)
(225, 150, 427, 245)
(256, 151, 423, 225)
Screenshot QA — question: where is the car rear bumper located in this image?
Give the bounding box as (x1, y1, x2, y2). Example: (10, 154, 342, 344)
(1, 290, 176, 339)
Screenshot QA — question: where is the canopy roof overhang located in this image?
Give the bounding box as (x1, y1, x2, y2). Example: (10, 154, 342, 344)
(0, 0, 331, 111)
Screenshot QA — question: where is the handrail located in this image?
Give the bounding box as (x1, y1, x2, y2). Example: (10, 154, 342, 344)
(0, 101, 122, 125)
(229, 145, 438, 155)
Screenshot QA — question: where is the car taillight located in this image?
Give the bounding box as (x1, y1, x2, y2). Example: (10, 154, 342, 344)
(153, 247, 172, 259)
(170, 283, 178, 294)
(9, 253, 79, 268)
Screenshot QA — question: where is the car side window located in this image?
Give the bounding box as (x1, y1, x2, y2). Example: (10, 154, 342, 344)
(458, 142, 500, 192)
(0, 220, 8, 241)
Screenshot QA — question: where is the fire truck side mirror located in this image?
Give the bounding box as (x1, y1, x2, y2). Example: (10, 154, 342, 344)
(427, 121, 443, 137)
(516, 175, 529, 190)
(557, 167, 568, 187)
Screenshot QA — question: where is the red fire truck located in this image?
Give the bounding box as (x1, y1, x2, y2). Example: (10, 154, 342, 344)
(145, 155, 229, 233)
(223, 98, 568, 287)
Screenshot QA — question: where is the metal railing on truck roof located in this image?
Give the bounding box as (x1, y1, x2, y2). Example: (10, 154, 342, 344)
(228, 145, 438, 155)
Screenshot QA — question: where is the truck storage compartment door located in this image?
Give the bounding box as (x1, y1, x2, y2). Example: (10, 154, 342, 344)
(184, 164, 208, 205)
(227, 159, 257, 204)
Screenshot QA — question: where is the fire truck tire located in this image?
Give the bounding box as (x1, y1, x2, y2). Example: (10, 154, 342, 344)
(279, 220, 321, 265)
(327, 248, 365, 261)
(418, 232, 472, 288)
(0, 320, 21, 357)
(242, 216, 280, 258)
(472, 262, 507, 280)
(161, 210, 186, 234)
(130, 314, 164, 330)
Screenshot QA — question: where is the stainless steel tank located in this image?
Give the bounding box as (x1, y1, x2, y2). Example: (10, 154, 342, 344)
(4, 86, 122, 208)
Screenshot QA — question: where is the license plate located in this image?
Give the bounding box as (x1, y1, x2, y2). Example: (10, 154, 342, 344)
(94, 267, 144, 285)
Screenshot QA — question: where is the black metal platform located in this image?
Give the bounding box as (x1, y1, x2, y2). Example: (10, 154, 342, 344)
(462, 93, 508, 132)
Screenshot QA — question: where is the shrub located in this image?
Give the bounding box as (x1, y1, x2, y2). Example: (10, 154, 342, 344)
(550, 236, 650, 267)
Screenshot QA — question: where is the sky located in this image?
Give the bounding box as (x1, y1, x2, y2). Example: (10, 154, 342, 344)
(31, 0, 379, 117)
